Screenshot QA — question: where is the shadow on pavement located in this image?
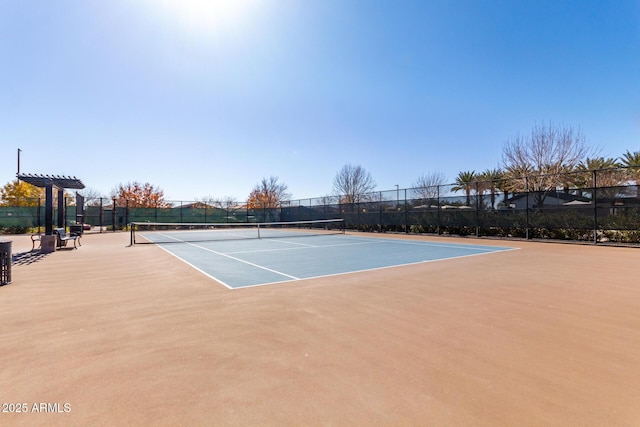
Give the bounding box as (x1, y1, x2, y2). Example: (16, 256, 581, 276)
(12, 250, 51, 266)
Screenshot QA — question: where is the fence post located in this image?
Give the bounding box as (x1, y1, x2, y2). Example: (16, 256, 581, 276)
(379, 191, 382, 233)
(37, 197, 42, 232)
(64, 196, 68, 230)
(99, 198, 103, 233)
(593, 170, 598, 244)
(437, 185, 441, 235)
(475, 181, 480, 237)
(404, 188, 408, 233)
(525, 177, 530, 240)
(112, 198, 117, 232)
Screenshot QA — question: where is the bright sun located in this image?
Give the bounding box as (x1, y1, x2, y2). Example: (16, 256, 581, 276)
(152, 0, 260, 37)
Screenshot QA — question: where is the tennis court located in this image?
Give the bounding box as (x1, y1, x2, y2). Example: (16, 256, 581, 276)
(3, 230, 640, 426)
(132, 221, 516, 288)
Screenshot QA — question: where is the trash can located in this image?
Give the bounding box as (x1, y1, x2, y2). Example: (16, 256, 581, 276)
(0, 241, 11, 286)
(69, 224, 83, 236)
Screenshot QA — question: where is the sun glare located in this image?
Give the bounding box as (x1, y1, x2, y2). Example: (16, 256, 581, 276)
(151, 0, 261, 38)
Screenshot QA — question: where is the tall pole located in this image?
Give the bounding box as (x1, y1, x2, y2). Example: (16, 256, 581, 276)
(16, 148, 22, 206)
(17, 148, 21, 180)
(395, 184, 399, 208)
(593, 169, 598, 244)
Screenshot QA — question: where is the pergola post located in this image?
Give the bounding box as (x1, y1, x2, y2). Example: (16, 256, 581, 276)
(57, 188, 65, 228)
(45, 182, 54, 235)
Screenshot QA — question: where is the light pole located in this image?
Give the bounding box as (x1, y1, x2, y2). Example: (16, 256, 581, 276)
(395, 184, 399, 208)
(17, 148, 22, 180)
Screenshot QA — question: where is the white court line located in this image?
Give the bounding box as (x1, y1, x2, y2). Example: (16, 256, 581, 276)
(146, 232, 518, 289)
(340, 235, 515, 252)
(233, 247, 521, 289)
(148, 232, 300, 283)
(147, 230, 255, 243)
(148, 243, 235, 289)
(224, 235, 511, 256)
(147, 230, 510, 253)
(266, 238, 318, 247)
(184, 241, 300, 280)
(225, 239, 387, 255)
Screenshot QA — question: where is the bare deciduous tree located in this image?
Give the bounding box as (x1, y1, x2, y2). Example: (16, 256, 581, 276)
(411, 171, 446, 203)
(332, 164, 376, 204)
(502, 122, 595, 206)
(247, 176, 290, 209)
(194, 195, 238, 210)
(78, 187, 108, 207)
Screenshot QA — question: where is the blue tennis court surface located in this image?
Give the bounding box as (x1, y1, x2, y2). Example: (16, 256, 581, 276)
(144, 233, 516, 289)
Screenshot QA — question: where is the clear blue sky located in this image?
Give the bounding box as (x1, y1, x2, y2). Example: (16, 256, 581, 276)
(1, 0, 639, 202)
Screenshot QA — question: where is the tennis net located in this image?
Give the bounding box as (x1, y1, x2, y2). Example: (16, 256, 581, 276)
(129, 219, 345, 245)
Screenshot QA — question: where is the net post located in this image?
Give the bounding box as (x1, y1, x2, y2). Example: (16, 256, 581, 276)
(257, 223, 261, 239)
(130, 223, 134, 246)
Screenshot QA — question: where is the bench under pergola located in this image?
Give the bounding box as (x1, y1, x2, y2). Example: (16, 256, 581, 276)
(17, 174, 85, 235)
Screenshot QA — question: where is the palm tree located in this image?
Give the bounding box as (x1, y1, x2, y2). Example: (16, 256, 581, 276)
(619, 150, 640, 197)
(502, 165, 532, 192)
(620, 150, 640, 183)
(478, 168, 503, 209)
(578, 157, 621, 182)
(576, 157, 624, 200)
(620, 150, 640, 167)
(452, 171, 476, 206)
(499, 165, 532, 207)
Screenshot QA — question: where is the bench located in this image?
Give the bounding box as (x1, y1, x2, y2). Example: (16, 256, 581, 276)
(30, 234, 42, 251)
(54, 228, 81, 249)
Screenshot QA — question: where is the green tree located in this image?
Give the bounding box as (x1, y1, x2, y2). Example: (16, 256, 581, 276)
(477, 168, 503, 209)
(576, 157, 624, 200)
(619, 150, 640, 198)
(620, 150, 640, 167)
(452, 171, 476, 206)
(620, 150, 640, 182)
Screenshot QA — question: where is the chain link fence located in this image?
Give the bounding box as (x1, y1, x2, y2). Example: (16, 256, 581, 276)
(2, 167, 639, 244)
